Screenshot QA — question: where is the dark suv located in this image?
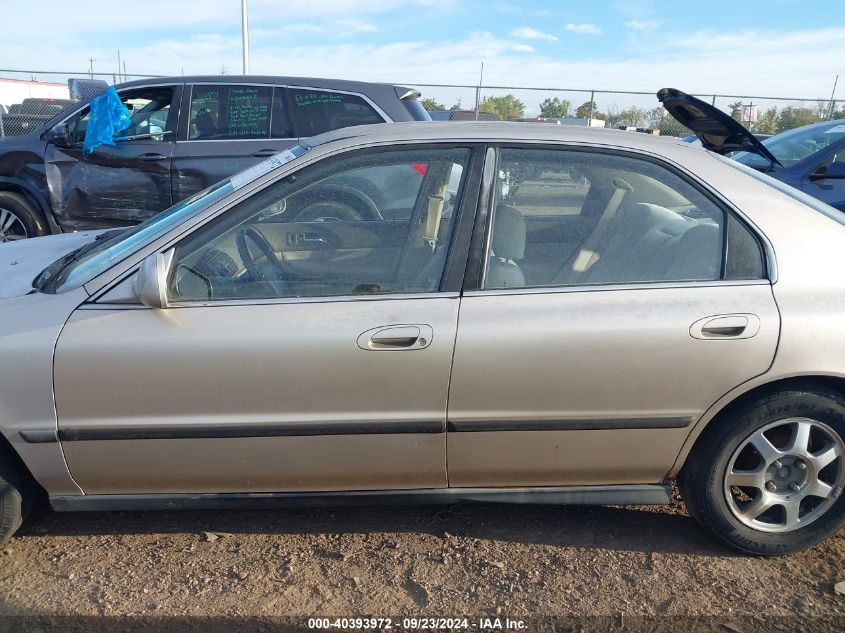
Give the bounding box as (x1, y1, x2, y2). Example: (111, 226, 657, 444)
(0, 75, 429, 240)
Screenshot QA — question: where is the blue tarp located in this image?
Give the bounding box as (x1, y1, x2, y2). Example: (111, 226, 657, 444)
(82, 86, 131, 155)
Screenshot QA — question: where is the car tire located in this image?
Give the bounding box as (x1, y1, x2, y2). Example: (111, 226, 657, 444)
(679, 383, 845, 555)
(0, 442, 35, 545)
(0, 191, 49, 242)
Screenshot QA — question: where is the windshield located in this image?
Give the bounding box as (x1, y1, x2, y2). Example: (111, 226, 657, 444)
(38, 144, 310, 293)
(734, 120, 845, 169)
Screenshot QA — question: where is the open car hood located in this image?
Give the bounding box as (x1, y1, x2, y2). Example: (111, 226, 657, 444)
(657, 88, 782, 168)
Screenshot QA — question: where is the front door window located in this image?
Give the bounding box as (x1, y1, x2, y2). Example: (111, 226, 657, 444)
(168, 147, 471, 302)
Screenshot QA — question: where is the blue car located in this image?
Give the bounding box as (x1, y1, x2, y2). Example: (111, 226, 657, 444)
(660, 89, 845, 212)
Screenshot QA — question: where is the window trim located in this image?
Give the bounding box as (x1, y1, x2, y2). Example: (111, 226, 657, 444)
(179, 83, 391, 142)
(463, 142, 775, 294)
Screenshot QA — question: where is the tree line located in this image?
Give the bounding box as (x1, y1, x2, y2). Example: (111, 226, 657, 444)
(421, 95, 845, 136)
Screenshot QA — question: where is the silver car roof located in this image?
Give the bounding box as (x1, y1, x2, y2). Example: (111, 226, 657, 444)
(304, 121, 693, 152)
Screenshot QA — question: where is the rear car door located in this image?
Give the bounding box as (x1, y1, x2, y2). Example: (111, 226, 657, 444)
(170, 83, 298, 202)
(170, 84, 390, 204)
(447, 146, 780, 487)
(44, 84, 180, 229)
(53, 144, 481, 494)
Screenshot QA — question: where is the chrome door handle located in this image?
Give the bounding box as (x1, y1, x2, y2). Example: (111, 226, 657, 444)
(690, 314, 761, 340)
(357, 325, 434, 351)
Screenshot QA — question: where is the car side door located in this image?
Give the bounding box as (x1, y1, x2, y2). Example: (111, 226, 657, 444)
(53, 144, 481, 495)
(44, 84, 180, 230)
(446, 145, 780, 488)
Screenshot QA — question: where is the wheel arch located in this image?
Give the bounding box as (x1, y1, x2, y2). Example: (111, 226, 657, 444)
(0, 177, 60, 234)
(669, 374, 845, 478)
(0, 430, 45, 505)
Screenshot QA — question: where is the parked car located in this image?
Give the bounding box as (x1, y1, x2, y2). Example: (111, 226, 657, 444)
(0, 97, 75, 137)
(683, 133, 772, 146)
(0, 75, 430, 242)
(660, 88, 845, 211)
(3, 121, 845, 554)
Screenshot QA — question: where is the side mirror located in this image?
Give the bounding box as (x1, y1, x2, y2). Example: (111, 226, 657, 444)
(810, 161, 845, 180)
(133, 250, 174, 309)
(45, 123, 71, 147)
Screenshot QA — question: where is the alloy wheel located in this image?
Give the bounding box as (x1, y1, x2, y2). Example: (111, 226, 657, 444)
(724, 417, 845, 533)
(0, 207, 28, 242)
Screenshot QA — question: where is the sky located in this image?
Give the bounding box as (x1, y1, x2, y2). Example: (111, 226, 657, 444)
(2, 0, 843, 102)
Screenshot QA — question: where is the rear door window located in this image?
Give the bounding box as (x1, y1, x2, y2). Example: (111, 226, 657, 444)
(287, 88, 385, 137)
(188, 85, 272, 140)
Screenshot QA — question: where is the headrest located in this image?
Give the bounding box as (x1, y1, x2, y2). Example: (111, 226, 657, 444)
(491, 205, 526, 261)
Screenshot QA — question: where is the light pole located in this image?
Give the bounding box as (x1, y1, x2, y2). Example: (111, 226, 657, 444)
(241, 0, 250, 75)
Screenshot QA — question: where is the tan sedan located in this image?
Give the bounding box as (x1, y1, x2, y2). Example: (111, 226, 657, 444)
(1, 122, 845, 555)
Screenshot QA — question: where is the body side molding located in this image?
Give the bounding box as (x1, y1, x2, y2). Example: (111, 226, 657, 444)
(446, 417, 693, 433)
(58, 420, 445, 441)
(50, 484, 672, 511)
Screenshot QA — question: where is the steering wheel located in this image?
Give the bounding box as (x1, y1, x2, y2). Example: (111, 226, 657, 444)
(288, 184, 382, 222)
(235, 226, 289, 297)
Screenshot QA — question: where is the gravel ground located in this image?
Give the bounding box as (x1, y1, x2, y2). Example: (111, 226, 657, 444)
(1, 493, 844, 632)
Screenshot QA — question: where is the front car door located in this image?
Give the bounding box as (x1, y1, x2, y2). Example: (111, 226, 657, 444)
(53, 143, 481, 495)
(447, 145, 780, 487)
(44, 84, 180, 230)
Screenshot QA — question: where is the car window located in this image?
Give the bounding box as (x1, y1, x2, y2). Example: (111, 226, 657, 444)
(287, 88, 384, 137)
(44, 145, 311, 294)
(188, 84, 272, 140)
(482, 148, 762, 290)
(497, 159, 590, 216)
(816, 149, 845, 173)
(168, 147, 471, 302)
(66, 86, 175, 145)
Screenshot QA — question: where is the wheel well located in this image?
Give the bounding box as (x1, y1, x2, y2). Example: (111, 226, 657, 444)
(0, 432, 43, 498)
(0, 183, 54, 232)
(678, 375, 845, 474)
(0, 184, 39, 212)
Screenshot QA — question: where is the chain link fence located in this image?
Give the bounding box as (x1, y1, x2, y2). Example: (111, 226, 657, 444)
(0, 68, 841, 139)
(415, 84, 844, 137)
(0, 68, 158, 137)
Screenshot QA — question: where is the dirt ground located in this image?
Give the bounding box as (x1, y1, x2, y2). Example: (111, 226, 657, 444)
(1, 492, 844, 632)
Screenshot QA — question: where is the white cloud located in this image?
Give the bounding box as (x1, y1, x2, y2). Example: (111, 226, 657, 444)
(254, 24, 328, 36)
(510, 27, 559, 42)
(511, 44, 537, 53)
(625, 19, 662, 31)
(565, 23, 603, 36)
(0, 9, 842, 112)
(333, 19, 379, 33)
